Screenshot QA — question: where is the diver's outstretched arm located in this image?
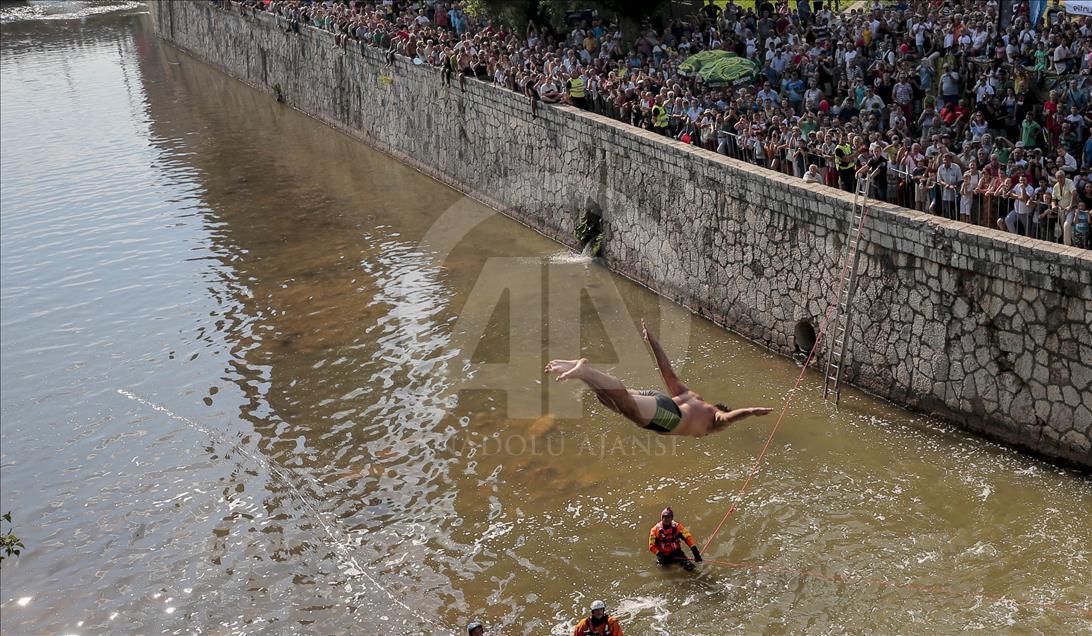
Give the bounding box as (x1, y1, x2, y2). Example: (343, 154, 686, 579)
(642, 319, 688, 397)
(709, 407, 774, 433)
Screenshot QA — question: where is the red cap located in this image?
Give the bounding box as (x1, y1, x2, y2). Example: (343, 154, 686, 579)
(661, 507, 673, 517)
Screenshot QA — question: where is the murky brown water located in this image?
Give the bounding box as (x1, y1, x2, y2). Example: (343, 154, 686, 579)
(1, 5, 1089, 634)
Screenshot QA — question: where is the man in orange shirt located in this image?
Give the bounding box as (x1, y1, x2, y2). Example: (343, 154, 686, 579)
(573, 600, 623, 636)
(648, 507, 702, 571)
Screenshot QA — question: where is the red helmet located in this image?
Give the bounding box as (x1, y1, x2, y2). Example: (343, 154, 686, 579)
(661, 507, 673, 518)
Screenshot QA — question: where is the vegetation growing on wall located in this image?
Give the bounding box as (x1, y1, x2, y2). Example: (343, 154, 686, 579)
(1, 512, 25, 564)
(575, 209, 603, 257)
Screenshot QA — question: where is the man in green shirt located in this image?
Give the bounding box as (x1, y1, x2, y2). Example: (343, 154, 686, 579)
(1020, 111, 1043, 149)
(800, 112, 819, 138)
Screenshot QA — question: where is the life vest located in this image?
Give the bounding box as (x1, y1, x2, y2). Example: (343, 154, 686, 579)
(574, 615, 620, 636)
(834, 143, 856, 171)
(569, 77, 586, 98)
(651, 520, 686, 553)
(652, 104, 669, 128)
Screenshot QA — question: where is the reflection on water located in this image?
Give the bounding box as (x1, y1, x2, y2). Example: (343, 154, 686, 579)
(1, 6, 1090, 634)
(0, 0, 144, 23)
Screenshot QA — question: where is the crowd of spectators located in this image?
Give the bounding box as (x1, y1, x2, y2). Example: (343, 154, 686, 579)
(228, 0, 1092, 249)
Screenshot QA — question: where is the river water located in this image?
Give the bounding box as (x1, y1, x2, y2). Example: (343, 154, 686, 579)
(0, 4, 1089, 634)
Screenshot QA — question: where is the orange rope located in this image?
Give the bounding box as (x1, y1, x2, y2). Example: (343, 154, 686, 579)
(701, 186, 870, 552)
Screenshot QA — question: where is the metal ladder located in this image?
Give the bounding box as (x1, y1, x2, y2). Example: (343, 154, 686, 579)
(824, 174, 871, 403)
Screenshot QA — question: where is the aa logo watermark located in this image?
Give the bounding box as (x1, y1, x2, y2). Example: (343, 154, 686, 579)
(448, 430, 681, 459)
(415, 168, 693, 420)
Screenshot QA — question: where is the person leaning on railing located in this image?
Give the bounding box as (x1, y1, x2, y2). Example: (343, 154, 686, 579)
(999, 171, 1038, 236)
(1074, 201, 1091, 249)
(803, 163, 823, 184)
(1053, 171, 1078, 245)
(937, 153, 964, 221)
(960, 161, 981, 222)
(1038, 190, 1060, 243)
(985, 166, 1010, 227)
(834, 130, 858, 193)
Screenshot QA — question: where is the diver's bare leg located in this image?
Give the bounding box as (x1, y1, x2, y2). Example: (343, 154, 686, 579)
(546, 359, 642, 422)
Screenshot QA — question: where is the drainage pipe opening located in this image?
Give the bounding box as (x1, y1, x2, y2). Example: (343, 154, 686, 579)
(794, 320, 817, 354)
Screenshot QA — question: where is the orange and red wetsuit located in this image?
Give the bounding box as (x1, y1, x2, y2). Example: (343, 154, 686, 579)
(572, 614, 623, 636)
(648, 520, 696, 556)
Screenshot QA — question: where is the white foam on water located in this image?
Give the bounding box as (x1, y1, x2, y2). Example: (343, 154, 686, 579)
(961, 542, 998, 558)
(543, 249, 595, 265)
(0, 1, 145, 24)
(613, 595, 672, 633)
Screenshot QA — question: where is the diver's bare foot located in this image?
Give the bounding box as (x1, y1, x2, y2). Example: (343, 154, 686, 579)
(545, 358, 587, 381)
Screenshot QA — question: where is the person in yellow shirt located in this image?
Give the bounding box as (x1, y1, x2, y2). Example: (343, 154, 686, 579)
(566, 72, 588, 110)
(583, 33, 598, 55)
(573, 600, 623, 636)
(648, 507, 702, 571)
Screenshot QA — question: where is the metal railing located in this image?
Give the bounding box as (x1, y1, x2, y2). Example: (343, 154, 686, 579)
(714, 135, 1088, 247)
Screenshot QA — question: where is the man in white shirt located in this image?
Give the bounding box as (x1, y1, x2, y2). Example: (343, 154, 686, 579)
(939, 66, 961, 105)
(913, 21, 928, 54)
(974, 77, 995, 104)
(972, 25, 990, 53)
(1001, 174, 1036, 235)
(1052, 171, 1077, 245)
(937, 154, 964, 219)
(1056, 148, 1078, 173)
(804, 79, 824, 111)
(771, 48, 791, 75)
(860, 86, 884, 116)
(1052, 40, 1071, 73)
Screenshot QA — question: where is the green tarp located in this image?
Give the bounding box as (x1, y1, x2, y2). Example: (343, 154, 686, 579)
(678, 50, 758, 87)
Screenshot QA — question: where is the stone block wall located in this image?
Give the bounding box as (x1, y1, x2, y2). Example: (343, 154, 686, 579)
(150, 1, 1092, 468)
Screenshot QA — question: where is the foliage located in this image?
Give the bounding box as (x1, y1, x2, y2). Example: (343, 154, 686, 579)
(464, 0, 540, 30)
(575, 210, 604, 256)
(588, 233, 604, 257)
(0, 512, 25, 564)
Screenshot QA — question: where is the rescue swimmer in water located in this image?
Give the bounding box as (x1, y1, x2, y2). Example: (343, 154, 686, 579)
(649, 507, 702, 571)
(545, 319, 773, 436)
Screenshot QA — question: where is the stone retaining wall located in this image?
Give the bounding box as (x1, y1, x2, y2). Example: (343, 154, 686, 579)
(150, 1, 1092, 468)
